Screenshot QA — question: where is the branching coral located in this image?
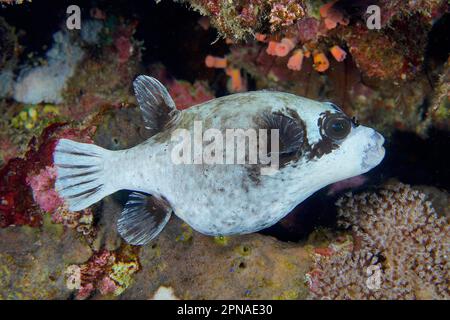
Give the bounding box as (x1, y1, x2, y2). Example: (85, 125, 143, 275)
(309, 183, 449, 300)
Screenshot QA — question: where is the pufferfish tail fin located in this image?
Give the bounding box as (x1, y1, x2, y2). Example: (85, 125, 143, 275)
(118, 192, 172, 245)
(53, 139, 116, 211)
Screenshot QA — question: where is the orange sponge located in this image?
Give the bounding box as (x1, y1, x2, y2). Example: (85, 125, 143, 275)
(313, 52, 330, 72)
(226, 68, 244, 92)
(287, 49, 304, 71)
(274, 38, 297, 57)
(266, 41, 278, 56)
(205, 55, 227, 69)
(330, 45, 347, 62)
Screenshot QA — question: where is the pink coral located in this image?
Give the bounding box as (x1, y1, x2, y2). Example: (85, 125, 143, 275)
(266, 41, 278, 56)
(287, 49, 304, 71)
(26, 165, 63, 213)
(168, 80, 215, 110)
(330, 45, 347, 62)
(0, 123, 95, 228)
(99, 276, 119, 295)
(113, 22, 138, 64)
(275, 37, 297, 57)
(75, 250, 115, 300)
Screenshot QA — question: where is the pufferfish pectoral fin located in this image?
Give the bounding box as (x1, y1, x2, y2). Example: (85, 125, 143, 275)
(117, 192, 172, 246)
(133, 75, 179, 133)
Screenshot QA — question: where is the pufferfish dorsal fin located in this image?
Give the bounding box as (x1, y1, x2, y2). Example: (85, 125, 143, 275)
(133, 75, 179, 132)
(117, 192, 172, 246)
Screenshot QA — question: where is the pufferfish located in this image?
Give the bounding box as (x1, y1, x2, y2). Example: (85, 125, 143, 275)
(54, 75, 385, 245)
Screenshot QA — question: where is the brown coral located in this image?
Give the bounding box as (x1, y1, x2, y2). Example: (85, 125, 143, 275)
(310, 183, 450, 300)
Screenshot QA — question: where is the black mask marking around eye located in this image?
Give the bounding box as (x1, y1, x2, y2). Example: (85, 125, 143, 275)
(323, 114, 352, 141)
(308, 110, 350, 160)
(261, 112, 307, 157)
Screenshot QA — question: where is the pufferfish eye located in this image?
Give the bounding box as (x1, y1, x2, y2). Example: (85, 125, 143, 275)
(323, 114, 352, 140)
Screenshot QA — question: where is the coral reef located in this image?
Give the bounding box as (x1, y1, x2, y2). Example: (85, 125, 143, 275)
(0, 122, 95, 227)
(308, 183, 449, 299)
(194, 0, 448, 136)
(65, 247, 139, 299)
(185, 0, 266, 41)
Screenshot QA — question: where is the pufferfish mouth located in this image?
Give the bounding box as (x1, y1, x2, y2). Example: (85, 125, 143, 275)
(361, 131, 385, 171)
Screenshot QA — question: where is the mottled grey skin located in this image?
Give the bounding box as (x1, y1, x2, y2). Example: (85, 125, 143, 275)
(106, 91, 385, 236)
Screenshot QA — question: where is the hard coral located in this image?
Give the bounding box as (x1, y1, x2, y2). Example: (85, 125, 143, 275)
(310, 183, 449, 300)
